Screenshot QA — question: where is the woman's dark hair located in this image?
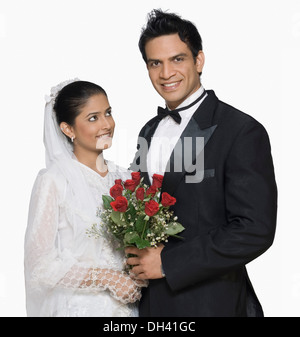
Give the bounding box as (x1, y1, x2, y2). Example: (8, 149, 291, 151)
(139, 9, 203, 64)
(54, 80, 107, 127)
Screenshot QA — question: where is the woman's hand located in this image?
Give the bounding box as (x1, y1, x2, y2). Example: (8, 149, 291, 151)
(79, 267, 145, 304)
(106, 270, 144, 304)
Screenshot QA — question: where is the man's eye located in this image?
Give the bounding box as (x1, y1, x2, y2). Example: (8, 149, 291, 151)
(150, 61, 160, 67)
(174, 57, 183, 62)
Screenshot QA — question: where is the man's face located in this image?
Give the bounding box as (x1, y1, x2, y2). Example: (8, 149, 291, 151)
(145, 33, 205, 110)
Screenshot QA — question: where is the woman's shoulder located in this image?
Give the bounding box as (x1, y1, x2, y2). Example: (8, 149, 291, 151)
(33, 165, 67, 192)
(36, 165, 64, 179)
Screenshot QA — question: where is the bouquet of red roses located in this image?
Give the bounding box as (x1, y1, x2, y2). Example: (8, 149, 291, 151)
(87, 172, 185, 249)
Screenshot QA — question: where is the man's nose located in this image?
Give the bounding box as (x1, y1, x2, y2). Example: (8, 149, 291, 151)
(160, 63, 176, 79)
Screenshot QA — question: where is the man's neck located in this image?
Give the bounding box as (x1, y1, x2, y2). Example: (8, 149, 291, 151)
(167, 85, 204, 111)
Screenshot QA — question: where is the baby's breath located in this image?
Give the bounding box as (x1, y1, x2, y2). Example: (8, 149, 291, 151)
(87, 173, 185, 249)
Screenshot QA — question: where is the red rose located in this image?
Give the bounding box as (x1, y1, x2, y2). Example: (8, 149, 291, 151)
(146, 185, 157, 197)
(110, 196, 128, 212)
(115, 179, 122, 185)
(145, 200, 160, 216)
(161, 192, 176, 207)
(136, 187, 145, 201)
(131, 172, 141, 182)
(124, 179, 137, 192)
(152, 174, 164, 188)
(110, 184, 123, 199)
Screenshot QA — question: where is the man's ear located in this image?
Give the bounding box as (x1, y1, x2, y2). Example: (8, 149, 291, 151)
(195, 51, 205, 74)
(60, 122, 75, 141)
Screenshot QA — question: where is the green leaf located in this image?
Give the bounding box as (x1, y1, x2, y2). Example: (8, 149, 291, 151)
(111, 210, 127, 226)
(135, 215, 147, 234)
(125, 202, 136, 222)
(165, 222, 185, 235)
(102, 195, 114, 210)
(124, 231, 140, 245)
(128, 202, 136, 214)
(135, 238, 151, 249)
(123, 232, 151, 249)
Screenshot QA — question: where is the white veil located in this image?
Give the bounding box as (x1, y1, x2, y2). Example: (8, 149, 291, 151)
(44, 79, 78, 171)
(43, 79, 99, 234)
(24, 79, 141, 317)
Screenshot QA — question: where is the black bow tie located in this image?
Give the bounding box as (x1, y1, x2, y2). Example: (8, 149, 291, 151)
(157, 90, 207, 124)
(157, 106, 182, 124)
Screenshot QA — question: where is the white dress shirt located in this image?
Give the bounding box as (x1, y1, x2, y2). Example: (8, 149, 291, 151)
(147, 86, 207, 183)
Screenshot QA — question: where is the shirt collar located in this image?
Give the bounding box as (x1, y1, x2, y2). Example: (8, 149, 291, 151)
(167, 85, 205, 111)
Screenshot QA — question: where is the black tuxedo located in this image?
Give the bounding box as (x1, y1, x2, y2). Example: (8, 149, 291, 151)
(130, 90, 277, 317)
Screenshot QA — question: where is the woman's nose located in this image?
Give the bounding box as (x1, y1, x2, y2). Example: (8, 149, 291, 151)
(99, 115, 113, 129)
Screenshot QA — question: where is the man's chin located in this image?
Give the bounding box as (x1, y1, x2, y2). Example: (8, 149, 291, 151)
(164, 98, 183, 110)
(157, 91, 185, 109)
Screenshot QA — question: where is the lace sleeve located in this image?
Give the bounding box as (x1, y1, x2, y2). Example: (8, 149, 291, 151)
(25, 170, 65, 288)
(59, 265, 145, 304)
(24, 170, 145, 304)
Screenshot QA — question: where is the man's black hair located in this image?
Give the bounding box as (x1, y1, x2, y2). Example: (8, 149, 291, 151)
(138, 9, 203, 64)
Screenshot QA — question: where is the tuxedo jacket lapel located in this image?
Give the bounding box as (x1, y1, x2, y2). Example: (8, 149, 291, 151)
(143, 120, 160, 185)
(130, 116, 161, 186)
(162, 90, 218, 195)
(162, 119, 217, 195)
(132, 90, 219, 189)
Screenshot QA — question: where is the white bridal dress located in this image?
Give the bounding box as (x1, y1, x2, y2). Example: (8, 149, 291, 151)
(24, 160, 139, 317)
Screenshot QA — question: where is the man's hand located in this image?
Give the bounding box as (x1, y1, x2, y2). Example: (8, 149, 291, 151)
(125, 244, 165, 280)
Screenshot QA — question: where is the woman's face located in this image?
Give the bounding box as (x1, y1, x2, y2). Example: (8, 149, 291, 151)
(71, 93, 115, 153)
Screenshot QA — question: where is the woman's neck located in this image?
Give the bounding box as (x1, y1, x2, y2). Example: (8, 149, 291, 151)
(74, 150, 108, 177)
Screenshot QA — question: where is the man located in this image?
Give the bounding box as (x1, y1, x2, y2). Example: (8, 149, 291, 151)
(127, 9, 277, 317)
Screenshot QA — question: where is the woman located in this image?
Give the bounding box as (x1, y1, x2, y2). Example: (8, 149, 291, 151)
(24, 79, 146, 317)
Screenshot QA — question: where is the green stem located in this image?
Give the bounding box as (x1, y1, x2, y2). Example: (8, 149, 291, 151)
(168, 234, 184, 240)
(141, 220, 147, 240)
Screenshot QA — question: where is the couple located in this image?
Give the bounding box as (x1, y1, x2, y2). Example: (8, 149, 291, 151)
(24, 9, 277, 317)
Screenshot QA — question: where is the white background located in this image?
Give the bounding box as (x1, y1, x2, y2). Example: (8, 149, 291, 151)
(0, 0, 299, 317)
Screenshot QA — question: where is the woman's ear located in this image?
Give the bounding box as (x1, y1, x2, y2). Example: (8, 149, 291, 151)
(60, 122, 75, 141)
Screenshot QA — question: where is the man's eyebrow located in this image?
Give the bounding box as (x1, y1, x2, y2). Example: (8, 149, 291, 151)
(170, 53, 188, 60)
(146, 53, 188, 64)
(146, 58, 160, 64)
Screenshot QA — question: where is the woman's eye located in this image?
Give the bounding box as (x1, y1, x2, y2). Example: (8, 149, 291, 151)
(105, 110, 112, 117)
(89, 116, 97, 122)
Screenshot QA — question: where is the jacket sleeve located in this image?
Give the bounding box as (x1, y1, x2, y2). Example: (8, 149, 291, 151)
(161, 119, 277, 291)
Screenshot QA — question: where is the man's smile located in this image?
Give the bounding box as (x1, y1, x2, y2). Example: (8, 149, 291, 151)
(161, 81, 181, 91)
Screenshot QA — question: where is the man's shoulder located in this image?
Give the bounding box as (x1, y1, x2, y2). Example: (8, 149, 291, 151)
(216, 98, 264, 131)
(137, 115, 159, 136)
